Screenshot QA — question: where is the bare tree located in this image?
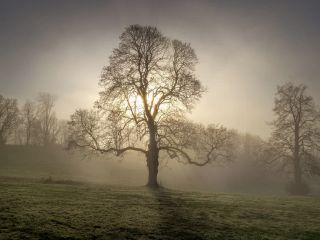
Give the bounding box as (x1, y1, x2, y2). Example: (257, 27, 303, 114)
(21, 100, 37, 145)
(37, 93, 58, 146)
(0, 95, 19, 145)
(69, 25, 232, 188)
(270, 82, 320, 193)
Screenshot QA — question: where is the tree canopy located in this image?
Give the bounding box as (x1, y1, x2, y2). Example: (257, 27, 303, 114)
(69, 25, 233, 188)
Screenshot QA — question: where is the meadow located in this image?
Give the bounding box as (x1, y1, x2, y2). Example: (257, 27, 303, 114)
(0, 146, 320, 239)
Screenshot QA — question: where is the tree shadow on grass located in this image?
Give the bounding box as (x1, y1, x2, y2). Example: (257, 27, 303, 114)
(150, 189, 211, 240)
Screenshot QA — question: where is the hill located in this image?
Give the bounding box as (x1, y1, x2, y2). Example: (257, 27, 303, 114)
(0, 145, 147, 185)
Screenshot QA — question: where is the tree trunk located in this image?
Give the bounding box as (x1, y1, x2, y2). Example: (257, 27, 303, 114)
(146, 146, 159, 188)
(146, 122, 159, 189)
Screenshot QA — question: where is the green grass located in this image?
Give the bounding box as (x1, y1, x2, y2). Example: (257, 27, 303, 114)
(1, 177, 320, 240)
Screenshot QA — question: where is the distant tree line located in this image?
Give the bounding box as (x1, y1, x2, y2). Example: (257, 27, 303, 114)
(0, 92, 68, 146)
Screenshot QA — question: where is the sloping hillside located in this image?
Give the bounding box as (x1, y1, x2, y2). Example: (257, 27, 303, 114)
(0, 145, 147, 185)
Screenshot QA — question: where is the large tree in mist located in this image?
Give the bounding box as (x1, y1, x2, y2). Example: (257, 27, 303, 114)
(69, 25, 233, 188)
(270, 83, 320, 193)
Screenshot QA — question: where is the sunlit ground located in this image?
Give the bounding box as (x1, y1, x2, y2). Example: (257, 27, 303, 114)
(1, 177, 320, 240)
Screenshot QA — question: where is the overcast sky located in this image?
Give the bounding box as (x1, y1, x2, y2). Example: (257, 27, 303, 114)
(1, 0, 320, 138)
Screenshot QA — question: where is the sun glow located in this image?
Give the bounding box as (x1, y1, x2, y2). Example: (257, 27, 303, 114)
(127, 94, 164, 115)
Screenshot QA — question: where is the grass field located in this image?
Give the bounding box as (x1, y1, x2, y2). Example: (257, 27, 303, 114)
(1, 177, 320, 240)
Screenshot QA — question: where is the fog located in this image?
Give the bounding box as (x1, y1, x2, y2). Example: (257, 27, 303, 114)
(1, 0, 320, 194)
(0, 144, 296, 194)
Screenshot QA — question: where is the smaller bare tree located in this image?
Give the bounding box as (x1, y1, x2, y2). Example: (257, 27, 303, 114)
(269, 82, 320, 194)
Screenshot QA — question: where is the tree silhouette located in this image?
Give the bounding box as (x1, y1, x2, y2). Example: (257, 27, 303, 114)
(69, 25, 233, 188)
(269, 82, 320, 194)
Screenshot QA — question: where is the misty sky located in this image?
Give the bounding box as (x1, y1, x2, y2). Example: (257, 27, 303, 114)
(1, 0, 320, 138)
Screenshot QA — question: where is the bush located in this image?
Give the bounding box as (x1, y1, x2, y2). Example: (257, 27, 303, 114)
(285, 181, 310, 195)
